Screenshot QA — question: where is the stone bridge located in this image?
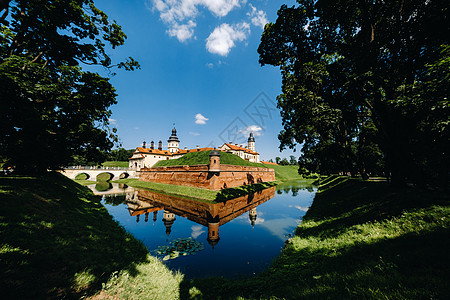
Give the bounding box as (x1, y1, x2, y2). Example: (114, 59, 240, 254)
(59, 167, 138, 181)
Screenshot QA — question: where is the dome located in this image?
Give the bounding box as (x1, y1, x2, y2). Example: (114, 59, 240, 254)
(167, 127, 179, 142)
(209, 150, 221, 157)
(248, 132, 255, 142)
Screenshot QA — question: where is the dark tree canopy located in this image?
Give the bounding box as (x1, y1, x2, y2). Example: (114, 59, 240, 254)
(0, 0, 139, 173)
(259, 0, 449, 186)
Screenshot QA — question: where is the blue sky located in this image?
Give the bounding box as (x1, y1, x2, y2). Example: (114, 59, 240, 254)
(94, 0, 298, 161)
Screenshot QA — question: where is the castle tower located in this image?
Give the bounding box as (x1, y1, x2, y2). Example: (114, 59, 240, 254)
(207, 221, 220, 248)
(248, 132, 255, 151)
(209, 149, 221, 172)
(162, 210, 176, 238)
(249, 208, 257, 228)
(167, 127, 180, 153)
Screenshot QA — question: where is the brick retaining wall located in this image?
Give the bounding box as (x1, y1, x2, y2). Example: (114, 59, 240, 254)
(139, 164, 276, 190)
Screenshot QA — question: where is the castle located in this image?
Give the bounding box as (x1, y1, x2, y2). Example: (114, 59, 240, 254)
(129, 127, 260, 170)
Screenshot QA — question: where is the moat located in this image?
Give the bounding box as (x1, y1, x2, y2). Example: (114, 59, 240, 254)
(91, 181, 316, 279)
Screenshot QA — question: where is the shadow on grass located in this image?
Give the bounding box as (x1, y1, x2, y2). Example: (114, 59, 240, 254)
(214, 182, 277, 202)
(178, 178, 450, 299)
(0, 173, 149, 299)
(179, 229, 450, 299)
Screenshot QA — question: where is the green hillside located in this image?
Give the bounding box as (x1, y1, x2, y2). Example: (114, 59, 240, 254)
(153, 150, 266, 168)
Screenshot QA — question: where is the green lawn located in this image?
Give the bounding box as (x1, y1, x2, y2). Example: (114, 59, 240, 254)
(0, 173, 182, 299)
(102, 161, 129, 168)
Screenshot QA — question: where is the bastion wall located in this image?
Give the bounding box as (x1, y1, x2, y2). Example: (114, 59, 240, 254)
(139, 164, 276, 190)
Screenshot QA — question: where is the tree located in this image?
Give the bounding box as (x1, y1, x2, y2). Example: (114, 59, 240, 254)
(107, 148, 134, 161)
(279, 158, 289, 166)
(275, 157, 281, 164)
(289, 155, 297, 165)
(259, 1, 449, 186)
(0, 0, 139, 173)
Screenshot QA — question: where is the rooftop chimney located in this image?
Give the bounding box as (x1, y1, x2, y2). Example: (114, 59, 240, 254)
(158, 140, 162, 150)
(150, 141, 154, 150)
(142, 141, 146, 148)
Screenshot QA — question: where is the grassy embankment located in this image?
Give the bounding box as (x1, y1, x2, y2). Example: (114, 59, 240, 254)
(153, 150, 304, 182)
(113, 151, 306, 201)
(0, 173, 182, 299)
(4, 173, 448, 299)
(172, 176, 449, 299)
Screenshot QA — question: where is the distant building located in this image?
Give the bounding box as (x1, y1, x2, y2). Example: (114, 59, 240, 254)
(219, 132, 259, 163)
(129, 127, 260, 170)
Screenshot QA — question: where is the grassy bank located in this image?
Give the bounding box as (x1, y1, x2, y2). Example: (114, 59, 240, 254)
(114, 178, 276, 202)
(153, 150, 265, 168)
(177, 177, 450, 299)
(0, 173, 182, 299)
(153, 151, 306, 182)
(102, 161, 129, 168)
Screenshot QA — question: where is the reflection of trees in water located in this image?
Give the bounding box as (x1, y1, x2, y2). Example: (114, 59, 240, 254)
(103, 194, 127, 206)
(276, 183, 315, 195)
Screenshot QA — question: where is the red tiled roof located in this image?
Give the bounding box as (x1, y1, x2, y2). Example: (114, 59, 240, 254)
(261, 161, 278, 165)
(221, 143, 259, 155)
(129, 153, 145, 160)
(131, 147, 215, 158)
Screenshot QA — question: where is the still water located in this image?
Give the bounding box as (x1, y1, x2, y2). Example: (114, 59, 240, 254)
(90, 181, 316, 279)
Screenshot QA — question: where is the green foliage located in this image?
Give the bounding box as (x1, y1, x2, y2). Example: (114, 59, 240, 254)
(279, 158, 290, 165)
(105, 148, 134, 162)
(0, 1, 139, 173)
(259, 1, 449, 186)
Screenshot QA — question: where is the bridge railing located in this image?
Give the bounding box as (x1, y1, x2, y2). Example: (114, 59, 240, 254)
(66, 166, 133, 170)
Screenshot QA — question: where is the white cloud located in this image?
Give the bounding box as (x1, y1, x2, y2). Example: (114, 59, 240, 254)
(238, 124, 263, 137)
(150, 0, 245, 42)
(167, 20, 196, 42)
(289, 205, 309, 212)
(247, 4, 268, 29)
(195, 113, 209, 125)
(191, 225, 205, 239)
(134, 127, 140, 130)
(108, 118, 117, 125)
(189, 131, 200, 136)
(206, 22, 250, 56)
(206, 62, 214, 68)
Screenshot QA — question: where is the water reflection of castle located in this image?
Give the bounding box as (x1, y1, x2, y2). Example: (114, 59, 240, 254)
(125, 187, 276, 247)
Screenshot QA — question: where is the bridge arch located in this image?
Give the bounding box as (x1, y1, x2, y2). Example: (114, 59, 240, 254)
(119, 172, 130, 179)
(96, 172, 115, 181)
(74, 172, 90, 180)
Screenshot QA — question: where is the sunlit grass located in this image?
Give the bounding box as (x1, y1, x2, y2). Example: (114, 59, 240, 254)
(98, 255, 183, 300)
